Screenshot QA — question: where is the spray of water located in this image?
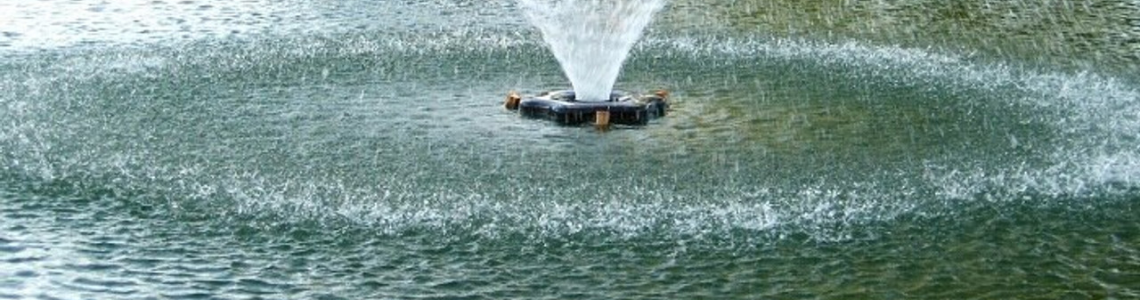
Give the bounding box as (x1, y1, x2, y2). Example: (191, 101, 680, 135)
(517, 0, 666, 101)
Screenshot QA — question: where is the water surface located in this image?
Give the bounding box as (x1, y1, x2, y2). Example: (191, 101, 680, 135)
(1, 0, 1139, 299)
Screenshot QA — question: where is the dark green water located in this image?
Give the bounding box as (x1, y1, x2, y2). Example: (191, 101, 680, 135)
(2, 0, 1139, 299)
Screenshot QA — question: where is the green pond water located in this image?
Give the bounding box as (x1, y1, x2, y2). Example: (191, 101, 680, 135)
(1, 0, 1139, 299)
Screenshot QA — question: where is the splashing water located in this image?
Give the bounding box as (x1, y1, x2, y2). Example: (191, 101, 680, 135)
(517, 0, 666, 101)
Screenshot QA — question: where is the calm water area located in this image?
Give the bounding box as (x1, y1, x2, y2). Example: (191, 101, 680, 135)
(1, 0, 1138, 298)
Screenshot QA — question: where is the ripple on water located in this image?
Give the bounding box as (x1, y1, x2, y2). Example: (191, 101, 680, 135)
(232, 278, 293, 296)
(0, 243, 24, 254)
(1, 4, 1139, 297)
(62, 277, 139, 295)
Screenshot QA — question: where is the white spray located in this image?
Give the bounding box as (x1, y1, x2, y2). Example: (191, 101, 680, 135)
(517, 0, 666, 101)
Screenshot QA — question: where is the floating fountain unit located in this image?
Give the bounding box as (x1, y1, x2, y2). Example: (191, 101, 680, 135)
(504, 90, 669, 127)
(508, 0, 668, 128)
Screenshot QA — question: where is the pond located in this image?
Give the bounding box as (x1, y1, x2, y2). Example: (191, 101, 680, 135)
(1, 0, 1138, 298)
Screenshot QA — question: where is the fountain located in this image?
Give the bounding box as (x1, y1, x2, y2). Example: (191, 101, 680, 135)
(516, 0, 666, 101)
(510, 0, 669, 127)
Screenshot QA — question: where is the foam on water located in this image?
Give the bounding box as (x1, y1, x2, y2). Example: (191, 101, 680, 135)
(517, 0, 666, 101)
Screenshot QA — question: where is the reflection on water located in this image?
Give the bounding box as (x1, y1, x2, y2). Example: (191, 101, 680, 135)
(0, 0, 520, 51)
(661, 0, 1140, 74)
(0, 0, 311, 49)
